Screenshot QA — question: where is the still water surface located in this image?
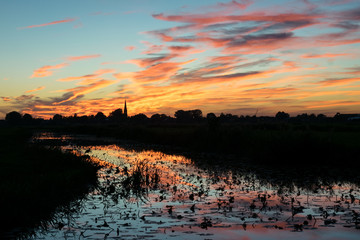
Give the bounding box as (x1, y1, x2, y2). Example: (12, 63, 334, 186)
(32, 133, 360, 239)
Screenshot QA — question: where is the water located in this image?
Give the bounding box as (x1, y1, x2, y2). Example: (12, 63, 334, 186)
(30, 133, 360, 239)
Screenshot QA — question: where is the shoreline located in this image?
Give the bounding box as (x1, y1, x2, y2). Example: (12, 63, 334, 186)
(0, 127, 101, 238)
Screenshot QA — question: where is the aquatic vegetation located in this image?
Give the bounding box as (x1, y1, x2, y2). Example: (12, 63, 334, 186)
(8, 133, 360, 239)
(119, 160, 161, 201)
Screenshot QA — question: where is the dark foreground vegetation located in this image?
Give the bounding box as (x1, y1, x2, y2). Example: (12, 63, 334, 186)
(1, 108, 360, 237)
(0, 128, 101, 238)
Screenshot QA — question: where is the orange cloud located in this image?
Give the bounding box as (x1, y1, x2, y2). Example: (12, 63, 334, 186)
(66, 54, 101, 61)
(55, 79, 117, 104)
(31, 63, 69, 78)
(132, 59, 195, 83)
(317, 77, 360, 86)
(23, 97, 124, 119)
(302, 53, 349, 58)
(21, 18, 76, 29)
(141, 42, 165, 54)
(128, 54, 178, 68)
(241, 87, 298, 98)
(208, 55, 241, 63)
(306, 100, 360, 109)
(168, 45, 194, 53)
(1, 97, 11, 102)
(125, 46, 136, 51)
(57, 69, 115, 82)
(25, 86, 45, 93)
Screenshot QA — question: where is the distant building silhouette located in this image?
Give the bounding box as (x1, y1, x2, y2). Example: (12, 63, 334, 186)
(124, 100, 128, 118)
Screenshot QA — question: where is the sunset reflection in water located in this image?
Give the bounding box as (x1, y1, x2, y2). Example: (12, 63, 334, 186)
(32, 133, 360, 240)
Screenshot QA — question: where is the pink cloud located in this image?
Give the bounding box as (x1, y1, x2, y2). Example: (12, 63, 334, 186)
(66, 54, 101, 61)
(152, 12, 321, 26)
(317, 77, 360, 86)
(216, 0, 254, 10)
(168, 45, 195, 54)
(57, 69, 115, 82)
(25, 86, 45, 93)
(141, 42, 165, 54)
(31, 63, 69, 78)
(73, 22, 83, 29)
(55, 80, 116, 104)
(125, 46, 136, 51)
(302, 53, 349, 58)
(21, 18, 76, 29)
(208, 55, 241, 63)
(128, 54, 178, 68)
(147, 3, 360, 56)
(132, 59, 195, 83)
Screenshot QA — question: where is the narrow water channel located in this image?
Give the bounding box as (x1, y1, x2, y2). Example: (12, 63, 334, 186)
(31, 133, 360, 239)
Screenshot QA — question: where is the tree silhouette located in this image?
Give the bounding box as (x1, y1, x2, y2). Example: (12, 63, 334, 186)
(95, 112, 106, 121)
(151, 113, 169, 122)
(5, 111, 22, 123)
(309, 113, 316, 120)
(53, 114, 63, 121)
(206, 113, 216, 119)
(175, 109, 203, 122)
(23, 113, 33, 121)
(219, 113, 239, 122)
(206, 113, 219, 131)
(174, 110, 191, 121)
(109, 109, 123, 121)
(79, 115, 89, 123)
(2, 107, 344, 125)
(296, 113, 308, 120)
(317, 114, 326, 120)
(191, 109, 203, 120)
(131, 113, 148, 122)
(275, 111, 290, 120)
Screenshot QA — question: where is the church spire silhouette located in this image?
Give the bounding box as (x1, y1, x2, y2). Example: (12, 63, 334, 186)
(124, 100, 128, 118)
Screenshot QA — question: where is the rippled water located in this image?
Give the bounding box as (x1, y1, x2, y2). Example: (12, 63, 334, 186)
(31, 133, 360, 239)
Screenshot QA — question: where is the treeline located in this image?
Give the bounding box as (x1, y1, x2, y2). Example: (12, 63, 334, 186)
(3, 108, 360, 125)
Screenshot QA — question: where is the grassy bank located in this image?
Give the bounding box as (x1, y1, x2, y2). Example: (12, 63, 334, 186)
(0, 127, 101, 238)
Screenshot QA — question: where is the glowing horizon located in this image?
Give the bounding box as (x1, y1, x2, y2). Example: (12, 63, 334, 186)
(1, 0, 360, 119)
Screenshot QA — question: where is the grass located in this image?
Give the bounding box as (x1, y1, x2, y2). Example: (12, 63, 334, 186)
(115, 160, 160, 202)
(0, 127, 101, 238)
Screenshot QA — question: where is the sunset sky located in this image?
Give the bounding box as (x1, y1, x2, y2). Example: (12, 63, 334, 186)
(1, 0, 360, 119)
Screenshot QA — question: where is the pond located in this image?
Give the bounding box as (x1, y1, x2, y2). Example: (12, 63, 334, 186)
(30, 132, 360, 239)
